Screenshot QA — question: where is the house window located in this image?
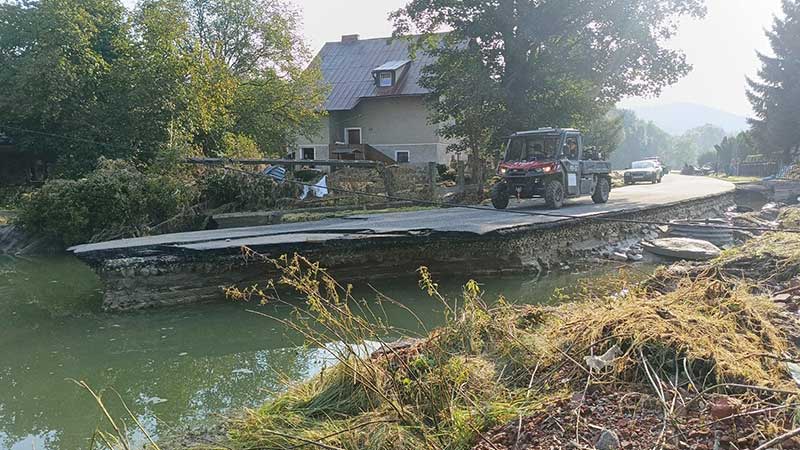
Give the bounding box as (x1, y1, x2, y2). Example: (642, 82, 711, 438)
(345, 128, 362, 145)
(301, 147, 315, 160)
(379, 71, 393, 87)
(396, 151, 410, 163)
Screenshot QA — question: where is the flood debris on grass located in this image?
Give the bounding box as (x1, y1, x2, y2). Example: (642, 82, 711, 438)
(177, 209, 800, 450)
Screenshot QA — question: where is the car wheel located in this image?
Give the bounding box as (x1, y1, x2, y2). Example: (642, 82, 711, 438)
(592, 177, 610, 204)
(491, 183, 510, 210)
(544, 180, 565, 209)
(651, 175, 658, 184)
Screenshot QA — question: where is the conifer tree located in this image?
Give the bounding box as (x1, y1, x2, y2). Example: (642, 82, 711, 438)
(747, 0, 800, 163)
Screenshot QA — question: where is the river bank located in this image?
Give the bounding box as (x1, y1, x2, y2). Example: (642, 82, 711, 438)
(168, 205, 800, 450)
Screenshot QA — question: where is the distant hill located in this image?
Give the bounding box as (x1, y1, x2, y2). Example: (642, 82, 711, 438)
(624, 103, 749, 135)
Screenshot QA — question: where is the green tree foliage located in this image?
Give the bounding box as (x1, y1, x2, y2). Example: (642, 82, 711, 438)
(611, 110, 731, 169)
(584, 112, 625, 159)
(391, 0, 706, 175)
(0, 0, 324, 176)
(611, 111, 674, 169)
(0, 0, 132, 175)
(747, 0, 800, 164)
(681, 124, 727, 157)
(715, 132, 756, 174)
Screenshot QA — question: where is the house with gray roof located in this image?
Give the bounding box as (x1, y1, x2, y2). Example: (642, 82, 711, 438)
(296, 34, 455, 165)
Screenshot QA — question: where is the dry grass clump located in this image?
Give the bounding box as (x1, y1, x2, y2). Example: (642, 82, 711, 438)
(215, 257, 561, 450)
(779, 207, 800, 228)
(528, 277, 790, 387)
(714, 232, 800, 289)
(197, 249, 800, 450)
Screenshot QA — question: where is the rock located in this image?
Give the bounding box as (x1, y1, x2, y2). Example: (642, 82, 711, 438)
(709, 396, 740, 420)
(595, 429, 621, 450)
(642, 238, 721, 261)
(627, 253, 644, 262)
(773, 293, 793, 303)
(610, 252, 629, 262)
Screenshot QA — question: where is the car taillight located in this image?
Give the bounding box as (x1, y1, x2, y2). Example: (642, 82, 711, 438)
(542, 163, 558, 173)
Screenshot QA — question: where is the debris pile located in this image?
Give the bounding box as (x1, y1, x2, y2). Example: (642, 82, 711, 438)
(474, 390, 794, 450)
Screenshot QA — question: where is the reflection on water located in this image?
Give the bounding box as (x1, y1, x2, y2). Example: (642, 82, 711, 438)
(0, 255, 651, 450)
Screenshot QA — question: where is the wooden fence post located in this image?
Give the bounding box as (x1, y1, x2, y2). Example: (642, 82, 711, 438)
(381, 164, 395, 199)
(457, 160, 465, 192)
(428, 162, 437, 200)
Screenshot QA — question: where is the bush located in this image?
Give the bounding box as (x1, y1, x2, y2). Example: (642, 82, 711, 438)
(0, 186, 32, 209)
(200, 169, 298, 211)
(18, 159, 199, 246)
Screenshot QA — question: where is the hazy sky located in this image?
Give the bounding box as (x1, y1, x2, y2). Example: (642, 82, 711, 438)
(296, 0, 782, 117)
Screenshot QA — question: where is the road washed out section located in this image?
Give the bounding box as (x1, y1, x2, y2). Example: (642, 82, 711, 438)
(70, 175, 735, 310)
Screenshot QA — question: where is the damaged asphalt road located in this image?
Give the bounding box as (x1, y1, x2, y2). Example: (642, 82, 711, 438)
(69, 175, 734, 260)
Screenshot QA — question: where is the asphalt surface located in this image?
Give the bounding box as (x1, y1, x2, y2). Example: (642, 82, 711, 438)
(70, 174, 734, 256)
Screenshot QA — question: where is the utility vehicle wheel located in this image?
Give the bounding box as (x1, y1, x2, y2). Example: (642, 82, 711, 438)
(592, 177, 610, 204)
(491, 184, 510, 210)
(544, 180, 564, 209)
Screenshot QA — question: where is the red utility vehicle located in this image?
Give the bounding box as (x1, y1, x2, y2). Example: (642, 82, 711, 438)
(491, 128, 613, 209)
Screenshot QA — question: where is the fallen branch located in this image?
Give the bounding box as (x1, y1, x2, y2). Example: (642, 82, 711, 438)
(709, 403, 800, 425)
(754, 426, 800, 450)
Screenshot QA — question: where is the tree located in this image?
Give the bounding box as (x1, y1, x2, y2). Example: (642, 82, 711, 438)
(0, 0, 324, 176)
(584, 111, 625, 159)
(747, 0, 800, 164)
(185, 0, 324, 155)
(0, 0, 132, 175)
(697, 150, 717, 169)
(188, 0, 306, 78)
(715, 132, 756, 174)
(610, 110, 674, 169)
(392, 0, 706, 181)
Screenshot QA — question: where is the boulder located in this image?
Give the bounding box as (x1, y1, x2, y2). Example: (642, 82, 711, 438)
(595, 429, 621, 450)
(642, 238, 721, 261)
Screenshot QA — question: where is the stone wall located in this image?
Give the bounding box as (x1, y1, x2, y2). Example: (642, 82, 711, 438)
(88, 192, 734, 311)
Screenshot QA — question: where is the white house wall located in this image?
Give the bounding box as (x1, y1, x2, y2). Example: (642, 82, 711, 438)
(295, 96, 456, 164)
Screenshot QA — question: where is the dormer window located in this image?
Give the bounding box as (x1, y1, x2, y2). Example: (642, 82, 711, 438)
(372, 60, 410, 89)
(379, 71, 393, 87)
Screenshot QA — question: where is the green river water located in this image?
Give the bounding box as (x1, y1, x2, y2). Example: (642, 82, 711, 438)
(0, 255, 650, 450)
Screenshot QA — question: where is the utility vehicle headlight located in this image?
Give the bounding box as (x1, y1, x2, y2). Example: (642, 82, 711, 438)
(499, 167, 508, 175)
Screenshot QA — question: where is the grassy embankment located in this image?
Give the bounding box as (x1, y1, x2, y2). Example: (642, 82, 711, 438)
(88, 207, 800, 450)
